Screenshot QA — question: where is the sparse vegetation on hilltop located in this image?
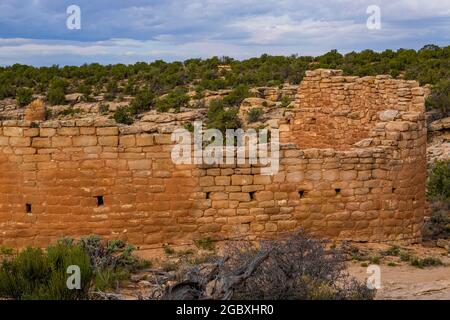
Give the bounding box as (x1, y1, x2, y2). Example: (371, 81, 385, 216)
(0, 45, 449, 119)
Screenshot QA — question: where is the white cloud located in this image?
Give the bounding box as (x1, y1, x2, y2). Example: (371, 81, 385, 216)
(0, 0, 448, 65)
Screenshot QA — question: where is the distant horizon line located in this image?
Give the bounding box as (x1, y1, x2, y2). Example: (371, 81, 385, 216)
(0, 43, 447, 68)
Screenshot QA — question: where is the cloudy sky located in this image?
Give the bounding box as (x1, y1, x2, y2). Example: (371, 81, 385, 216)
(0, 0, 449, 66)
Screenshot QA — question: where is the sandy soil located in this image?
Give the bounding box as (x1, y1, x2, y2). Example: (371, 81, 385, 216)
(349, 263, 450, 300)
(348, 243, 450, 300)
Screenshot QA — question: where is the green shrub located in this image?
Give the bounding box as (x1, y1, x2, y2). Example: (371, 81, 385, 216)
(16, 88, 33, 107)
(0, 236, 148, 300)
(410, 256, 443, 268)
(194, 86, 205, 99)
(369, 256, 381, 264)
(94, 268, 129, 291)
(163, 244, 175, 255)
(399, 251, 412, 262)
(105, 80, 118, 100)
(247, 108, 262, 123)
(68, 236, 148, 291)
(77, 83, 91, 101)
(206, 99, 241, 132)
(223, 84, 250, 107)
(425, 79, 450, 114)
(44, 243, 93, 299)
(59, 107, 82, 117)
(0, 245, 93, 300)
(0, 247, 13, 256)
(194, 237, 215, 251)
(280, 96, 292, 108)
(427, 160, 450, 200)
(47, 79, 67, 105)
(0, 84, 15, 99)
(78, 235, 141, 272)
(184, 122, 194, 132)
(113, 107, 134, 125)
(387, 262, 397, 267)
(123, 80, 136, 95)
(155, 87, 190, 112)
(129, 90, 155, 115)
(423, 200, 450, 239)
(45, 109, 53, 119)
(382, 245, 401, 256)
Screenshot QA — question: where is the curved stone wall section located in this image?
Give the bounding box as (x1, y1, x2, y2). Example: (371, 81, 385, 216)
(196, 110, 426, 243)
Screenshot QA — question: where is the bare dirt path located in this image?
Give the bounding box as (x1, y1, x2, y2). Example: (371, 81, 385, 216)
(348, 253, 450, 300)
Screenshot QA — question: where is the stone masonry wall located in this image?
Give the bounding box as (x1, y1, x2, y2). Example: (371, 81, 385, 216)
(0, 69, 427, 248)
(287, 69, 425, 149)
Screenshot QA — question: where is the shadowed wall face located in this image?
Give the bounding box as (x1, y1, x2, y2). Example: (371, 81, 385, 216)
(0, 69, 427, 248)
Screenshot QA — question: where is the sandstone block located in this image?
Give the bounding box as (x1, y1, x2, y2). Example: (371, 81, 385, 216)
(340, 170, 357, 181)
(10, 137, 31, 147)
(254, 191, 273, 201)
(215, 176, 231, 186)
(253, 175, 271, 185)
(136, 134, 154, 146)
(98, 136, 118, 146)
(265, 223, 277, 232)
(119, 135, 136, 147)
(57, 127, 79, 136)
(97, 127, 119, 136)
(73, 136, 97, 146)
(229, 192, 251, 202)
(154, 135, 172, 144)
(40, 128, 56, 137)
(386, 121, 410, 132)
(231, 175, 253, 185)
(128, 160, 152, 170)
(0, 137, 8, 146)
(52, 137, 72, 147)
(3, 127, 23, 137)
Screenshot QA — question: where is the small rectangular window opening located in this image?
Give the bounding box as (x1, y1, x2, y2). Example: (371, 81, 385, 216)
(96, 196, 104, 206)
(26, 203, 32, 214)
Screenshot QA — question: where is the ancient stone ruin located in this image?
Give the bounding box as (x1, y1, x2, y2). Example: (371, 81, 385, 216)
(0, 69, 427, 248)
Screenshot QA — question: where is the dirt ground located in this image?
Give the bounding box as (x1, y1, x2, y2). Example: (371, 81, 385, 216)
(348, 243, 450, 300)
(349, 263, 450, 300)
(128, 241, 450, 300)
